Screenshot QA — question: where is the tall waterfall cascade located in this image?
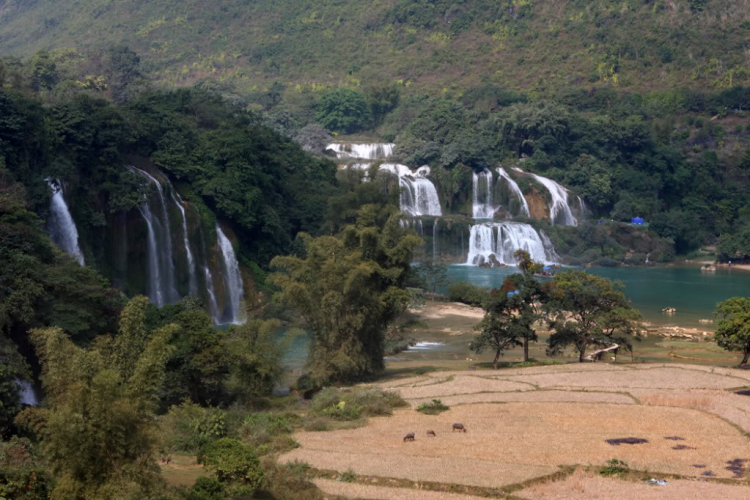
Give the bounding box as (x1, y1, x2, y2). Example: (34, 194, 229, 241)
(170, 190, 198, 296)
(496, 168, 531, 217)
(466, 222, 559, 267)
(327, 143, 395, 160)
(46, 179, 85, 265)
(513, 168, 578, 226)
(129, 167, 180, 306)
(216, 225, 246, 325)
(380, 164, 442, 216)
(472, 169, 496, 219)
(16, 380, 39, 406)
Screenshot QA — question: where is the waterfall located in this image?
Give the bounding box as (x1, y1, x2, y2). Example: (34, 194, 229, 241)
(466, 222, 559, 266)
(432, 219, 439, 260)
(16, 380, 39, 406)
(472, 169, 496, 219)
(170, 190, 198, 296)
(216, 225, 246, 325)
(496, 168, 530, 217)
(129, 167, 180, 306)
(136, 203, 165, 306)
(380, 164, 442, 216)
(539, 230, 561, 263)
(198, 225, 221, 323)
(327, 143, 395, 159)
(466, 224, 497, 266)
(46, 179, 85, 265)
(513, 168, 577, 226)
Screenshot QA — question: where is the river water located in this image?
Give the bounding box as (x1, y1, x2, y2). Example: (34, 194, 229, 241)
(446, 264, 750, 329)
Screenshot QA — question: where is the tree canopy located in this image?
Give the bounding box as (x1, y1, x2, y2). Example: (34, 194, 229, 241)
(715, 297, 750, 366)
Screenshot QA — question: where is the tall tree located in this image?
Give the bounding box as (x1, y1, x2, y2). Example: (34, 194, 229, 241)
(545, 270, 641, 362)
(16, 296, 176, 500)
(271, 207, 421, 383)
(715, 297, 750, 366)
(470, 290, 522, 369)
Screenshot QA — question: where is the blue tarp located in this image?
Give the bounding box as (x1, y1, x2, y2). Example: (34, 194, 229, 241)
(507, 291, 519, 296)
(631, 217, 645, 225)
(543, 266, 551, 271)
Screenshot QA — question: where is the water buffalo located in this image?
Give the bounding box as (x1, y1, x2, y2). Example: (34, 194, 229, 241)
(427, 430, 436, 437)
(452, 423, 467, 433)
(403, 432, 415, 442)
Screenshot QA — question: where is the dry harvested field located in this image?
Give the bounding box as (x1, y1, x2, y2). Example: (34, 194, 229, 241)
(280, 363, 750, 499)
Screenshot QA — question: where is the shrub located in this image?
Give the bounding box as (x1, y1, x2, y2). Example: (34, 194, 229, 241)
(200, 438, 264, 488)
(239, 412, 300, 454)
(161, 402, 227, 453)
(316, 88, 372, 134)
(184, 477, 227, 500)
(447, 281, 489, 306)
(599, 458, 629, 476)
(310, 387, 407, 421)
(338, 468, 356, 482)
(416, 399, 450, 415)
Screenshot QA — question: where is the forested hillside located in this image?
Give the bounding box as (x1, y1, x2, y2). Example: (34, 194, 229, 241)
(1, 0, 749, 97)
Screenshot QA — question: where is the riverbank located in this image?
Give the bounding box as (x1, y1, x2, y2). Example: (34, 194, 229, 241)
(381, 300, 745, 372)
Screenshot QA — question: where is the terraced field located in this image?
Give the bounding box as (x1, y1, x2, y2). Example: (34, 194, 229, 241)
(281, 363, 750, 499)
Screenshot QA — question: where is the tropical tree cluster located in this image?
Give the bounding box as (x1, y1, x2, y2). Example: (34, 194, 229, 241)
(471, 251, 642, 366)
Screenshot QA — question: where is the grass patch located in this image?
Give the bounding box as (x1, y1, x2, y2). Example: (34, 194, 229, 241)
(338, 468, 356, 482)
(416, 399, 450, 415)
(598, 459, 629, 476)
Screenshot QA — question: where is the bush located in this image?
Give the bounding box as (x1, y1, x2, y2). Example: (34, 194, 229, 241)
(239, 412, 300, 455)
(161, 402, 227, 453)
(416, 399, 450, 415)
(447, 281, 489, 306)
(599, 458, 629, 476)
(316, 88, 372, 134)
(596, 256, 620, 267)
(310, 387, 407, 421)
(184, 477, 227, 500)
(200, 438, 264, 488)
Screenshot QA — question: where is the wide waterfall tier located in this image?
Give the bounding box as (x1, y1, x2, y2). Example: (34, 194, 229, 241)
(216, 225, 246, 325)
(380, 164, 442, 216)
(513, 167, 578, 226)
(496, 168, 530, 217)
(327, 143, 395, 160)
(466, 222, 559, 267)
(472, 169, 496, 219)
(46, 179, 85, 265)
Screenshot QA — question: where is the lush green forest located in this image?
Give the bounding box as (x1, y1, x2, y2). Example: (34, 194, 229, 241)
(3, 1, 750, 498)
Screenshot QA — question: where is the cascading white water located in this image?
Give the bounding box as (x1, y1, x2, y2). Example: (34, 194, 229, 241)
(379, 164, 442, 216)
(472, 169, 496, 219)
(327, 143, 395, 159)
(513, 167, 577, 226)
(197, 225, 221, 323)
(466, 224, 497, 266)
(466, 222, 559, 266)
(136, 203, 165, 307)
(496, 168, 530, 217)
(170, 190, 198, 296)
(539, 229, 561, 263)
(216, 225, 246, 325)
(496, 222, 554, 265)
(16, 380, 39, 406)
(129, 167, 180, 305)
(46, 179, 85, 265)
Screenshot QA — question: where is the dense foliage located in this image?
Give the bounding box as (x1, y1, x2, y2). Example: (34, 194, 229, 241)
(271, 206, 422, 383)
(715, 297, 750, 366)
(546, 270, 642, 362)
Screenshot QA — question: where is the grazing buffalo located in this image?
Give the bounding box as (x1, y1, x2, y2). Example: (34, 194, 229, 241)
(427, 430, 436, 437)
(403, 432, 415, 442)
(452, 423, 467, 433)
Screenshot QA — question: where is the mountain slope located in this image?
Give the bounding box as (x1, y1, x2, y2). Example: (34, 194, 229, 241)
(1, 0, 749, 98)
